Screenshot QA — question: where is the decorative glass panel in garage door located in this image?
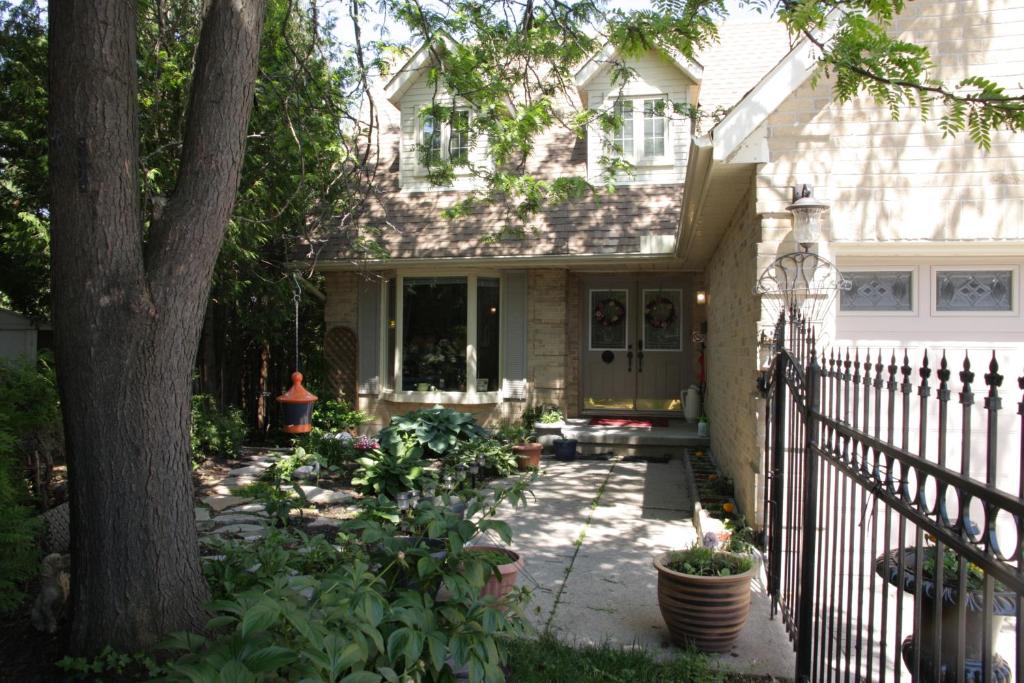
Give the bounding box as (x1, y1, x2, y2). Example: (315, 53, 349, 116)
(936, 270, 1013, 311)
(840, 271, 913, 311)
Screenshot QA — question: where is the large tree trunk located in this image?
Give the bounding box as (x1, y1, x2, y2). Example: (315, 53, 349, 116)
(48, 0, 266, 654)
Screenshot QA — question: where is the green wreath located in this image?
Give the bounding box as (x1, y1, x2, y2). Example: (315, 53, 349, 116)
(645, 296, 676, 329)
(593, 298, 625, 327)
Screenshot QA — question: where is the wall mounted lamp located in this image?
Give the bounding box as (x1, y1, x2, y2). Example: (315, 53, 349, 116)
(787, 184, 829, 247)
(695, 290, 707, 305)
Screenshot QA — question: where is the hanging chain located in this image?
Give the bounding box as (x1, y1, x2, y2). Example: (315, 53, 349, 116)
(292, 272, 302, 372)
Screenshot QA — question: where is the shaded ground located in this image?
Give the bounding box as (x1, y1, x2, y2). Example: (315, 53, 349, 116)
(499, 454, 795, 681)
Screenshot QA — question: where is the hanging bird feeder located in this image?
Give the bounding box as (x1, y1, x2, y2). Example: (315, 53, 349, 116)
(277, 273, 317, 434)
(277, 371, 317, 434)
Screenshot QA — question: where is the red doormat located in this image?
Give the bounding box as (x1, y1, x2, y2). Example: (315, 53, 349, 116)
(589, 417, 669, 428)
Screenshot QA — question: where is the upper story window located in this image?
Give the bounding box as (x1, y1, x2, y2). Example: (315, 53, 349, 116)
(420, 109, 471, 168)
(611, 97, 669, 164)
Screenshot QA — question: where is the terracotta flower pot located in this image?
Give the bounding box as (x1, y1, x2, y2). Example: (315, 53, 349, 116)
(653, 552, 755, 653)
(465, 545, 523, 598)
(513, 443, 542, 471)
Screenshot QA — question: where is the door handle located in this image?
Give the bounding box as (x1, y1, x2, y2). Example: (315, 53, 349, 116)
(637, 339, 644, 373)
(626, 344, 633, 372)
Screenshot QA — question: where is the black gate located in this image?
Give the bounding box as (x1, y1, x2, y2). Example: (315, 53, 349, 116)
(764, 312, 1024, 682)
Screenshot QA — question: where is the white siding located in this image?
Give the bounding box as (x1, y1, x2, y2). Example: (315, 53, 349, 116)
(397, 72, 490, 191)
(584, 51, 698, 185)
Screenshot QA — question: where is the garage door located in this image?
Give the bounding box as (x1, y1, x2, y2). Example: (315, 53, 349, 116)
(835, 257, 1023, 495)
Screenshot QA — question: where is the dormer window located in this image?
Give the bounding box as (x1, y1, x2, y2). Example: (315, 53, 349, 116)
(420, 109, 471, 168)
(611, 97, 669, 164)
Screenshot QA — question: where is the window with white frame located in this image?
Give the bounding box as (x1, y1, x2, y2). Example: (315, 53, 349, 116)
(840, 270, 914, 312)
(383, 275, 501, 394)
(419, 108, 471, 169)
(610, 96, 669, 163)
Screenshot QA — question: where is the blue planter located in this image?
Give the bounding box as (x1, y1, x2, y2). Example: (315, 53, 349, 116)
(553, 439, 578, 461)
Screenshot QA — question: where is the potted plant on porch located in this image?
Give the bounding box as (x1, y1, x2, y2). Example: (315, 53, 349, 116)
(653, 527, 756, 653)
(875, 546, 1015, 681)
(497, 425, 541, 471)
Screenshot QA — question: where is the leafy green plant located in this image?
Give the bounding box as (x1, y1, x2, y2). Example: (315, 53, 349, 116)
(266, 446, 323, 481)
(494, 423, 531, 446)
(311, 398, 368, 433)
(521, 403, 562, 428)
(164, 478, 536, 682)
(56, 646, 164, 680)
(664, 547, 752, 577)
(191, 394, 248, 463)
(0, 356, 58, 612)
(444, 438, 517, 480)
(378, 407, 487, 459)
(352, 437, 434, 499)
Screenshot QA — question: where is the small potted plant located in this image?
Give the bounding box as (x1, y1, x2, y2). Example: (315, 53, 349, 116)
(497, 425, 541, 471)
(464, 545, 524, 598)
(653, 527, 755, 653)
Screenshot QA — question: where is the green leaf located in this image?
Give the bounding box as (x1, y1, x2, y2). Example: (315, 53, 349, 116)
(217, 660, 257, 683)
(339, 672, 382, 683)
(244, 645, 297, 673)
(240, 600, 279, 639)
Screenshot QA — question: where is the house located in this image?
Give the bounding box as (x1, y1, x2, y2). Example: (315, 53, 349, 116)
(0, 308, 41, 361)
(299, 0, 1024, 523)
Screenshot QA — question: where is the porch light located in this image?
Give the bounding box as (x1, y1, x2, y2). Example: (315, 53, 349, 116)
(695, 290, 707, 305)
(787, 184, 829, 246)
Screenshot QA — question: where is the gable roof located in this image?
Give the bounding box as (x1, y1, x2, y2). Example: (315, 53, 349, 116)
(383, 42, 439, 106)
(573, 41, 703, 92)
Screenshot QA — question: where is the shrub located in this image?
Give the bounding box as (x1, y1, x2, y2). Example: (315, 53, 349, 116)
(160, 479, 535, 682)
(444, 438, 517, 479)
(0, 356, 58, 612)
(351, 437, 434, 499)
(311, 398, 368, 433)
(379, 407, 487, 459)
(190, 394, 248, 462)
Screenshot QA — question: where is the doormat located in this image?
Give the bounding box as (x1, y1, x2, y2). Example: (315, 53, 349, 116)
(589, 417, 669, 428)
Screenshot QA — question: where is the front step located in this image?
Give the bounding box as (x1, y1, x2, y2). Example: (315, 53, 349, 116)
(554, 418, 710, 459)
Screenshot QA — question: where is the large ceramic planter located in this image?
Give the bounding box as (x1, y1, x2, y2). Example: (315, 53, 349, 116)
(465, 545, 523, 598)
(513, 443, 542, 471)
(653, 552, 755, 653)
(876, 548, 1015, 682)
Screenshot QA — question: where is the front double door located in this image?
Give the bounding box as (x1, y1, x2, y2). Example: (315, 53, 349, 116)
(582, 275, 688, 413)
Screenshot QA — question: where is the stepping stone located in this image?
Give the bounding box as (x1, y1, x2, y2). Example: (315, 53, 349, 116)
(195, 507, 211, 522)
(307, 516, 342, 529)
(211, 513, 266, 526)
(219, 476, 262, 489)
(228, 464, 271, 477)
(308, 490, 355, 506)
(230, 503, 269, 515)
(211, 523, 266, 537)
(202, 495, 251, 512)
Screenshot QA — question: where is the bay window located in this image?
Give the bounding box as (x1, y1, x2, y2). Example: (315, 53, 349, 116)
(383, 274, 501, 399)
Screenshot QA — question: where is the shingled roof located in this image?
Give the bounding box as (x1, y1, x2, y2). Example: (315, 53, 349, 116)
(310, 182, 683, 262)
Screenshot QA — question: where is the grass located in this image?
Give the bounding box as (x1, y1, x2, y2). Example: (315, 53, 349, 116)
(505, 636, 773, 682)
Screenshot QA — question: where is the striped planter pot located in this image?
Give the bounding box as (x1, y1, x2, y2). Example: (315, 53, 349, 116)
(653, 552, 754, 653)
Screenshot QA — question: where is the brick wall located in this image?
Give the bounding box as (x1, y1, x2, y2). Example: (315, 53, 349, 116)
(704, 182, 769, 525)
(527, 269, 570, 411)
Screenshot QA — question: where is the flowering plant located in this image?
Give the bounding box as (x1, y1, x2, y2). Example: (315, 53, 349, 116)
(354, 435, 379, 451)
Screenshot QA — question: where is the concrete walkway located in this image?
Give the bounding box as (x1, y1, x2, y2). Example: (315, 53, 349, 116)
(500, 455, 795, 680)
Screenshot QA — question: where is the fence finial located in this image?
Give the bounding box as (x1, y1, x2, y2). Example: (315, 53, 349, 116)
(960, 353, 975, 385)
(985, 352, 1003, 390)
(938, 352, 950, 384)
(920, 350, 931, 380)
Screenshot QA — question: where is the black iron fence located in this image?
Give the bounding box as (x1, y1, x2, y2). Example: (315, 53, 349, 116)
(763, 312, 1024, 683)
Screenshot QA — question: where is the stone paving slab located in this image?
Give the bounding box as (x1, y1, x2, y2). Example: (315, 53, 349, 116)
(202, 494, 252, 512)
(506, 454, 795, 679)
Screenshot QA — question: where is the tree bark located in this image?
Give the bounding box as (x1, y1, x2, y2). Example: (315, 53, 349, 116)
(48, 0, 266, 654)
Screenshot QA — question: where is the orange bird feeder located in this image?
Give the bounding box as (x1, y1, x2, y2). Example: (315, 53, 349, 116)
(277, 371, 317, 434)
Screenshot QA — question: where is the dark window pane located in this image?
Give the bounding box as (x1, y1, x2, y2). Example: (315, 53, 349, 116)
(402, 277, 467, 391)
(385, 279, 396, 390)
(476, 278, 500, 391)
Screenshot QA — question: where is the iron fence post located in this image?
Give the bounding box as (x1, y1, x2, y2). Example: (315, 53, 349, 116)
(768, 319, 787, 608)
(796, 348, 820, 682)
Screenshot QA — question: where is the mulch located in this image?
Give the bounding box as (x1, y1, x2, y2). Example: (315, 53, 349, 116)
(0, 605, 69, 682)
